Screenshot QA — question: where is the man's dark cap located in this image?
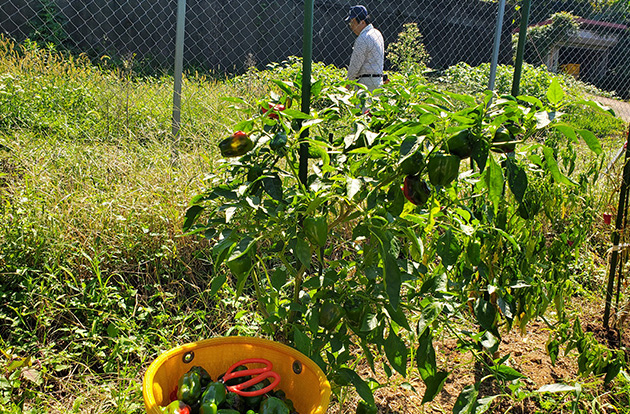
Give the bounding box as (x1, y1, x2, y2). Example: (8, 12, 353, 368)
(344, 5, 368, 22)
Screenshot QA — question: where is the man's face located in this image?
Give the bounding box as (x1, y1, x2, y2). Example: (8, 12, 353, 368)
(348, 18, 363, 36)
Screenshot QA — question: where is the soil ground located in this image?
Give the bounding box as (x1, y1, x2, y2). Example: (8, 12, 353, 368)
(326, 294, 630, 414)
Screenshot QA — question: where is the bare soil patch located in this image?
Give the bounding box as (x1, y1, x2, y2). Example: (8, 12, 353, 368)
(327, 294, 630, 413)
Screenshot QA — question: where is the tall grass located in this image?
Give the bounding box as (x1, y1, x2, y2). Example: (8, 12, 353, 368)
(0, 37, 263, 412)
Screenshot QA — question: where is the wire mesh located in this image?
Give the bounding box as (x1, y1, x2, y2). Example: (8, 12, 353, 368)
(1, 0, 630, 132)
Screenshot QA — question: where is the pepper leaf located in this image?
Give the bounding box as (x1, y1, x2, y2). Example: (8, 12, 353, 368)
(484, 155, 504, 213)
(506, 158, 528, 203)
(385, 328, 408, 377)
(436, 228, 461, 266)
(453, 384, 479, 414)
(546, 78, 564, 106)
(335, 368, 374, 405)
(577, 129, 602, 155)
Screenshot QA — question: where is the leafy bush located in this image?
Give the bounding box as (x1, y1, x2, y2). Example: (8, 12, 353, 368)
(386, 23, 431, 75)
(437, 61, 614, 100)
(185, 71, 620, 407)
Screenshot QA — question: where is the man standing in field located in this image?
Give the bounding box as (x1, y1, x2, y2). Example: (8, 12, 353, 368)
(345, 5, 385, 93)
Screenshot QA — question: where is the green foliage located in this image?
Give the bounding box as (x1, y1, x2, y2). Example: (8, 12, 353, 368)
(386, 23, 431, 75)
(27, 0, 69, 48)
(185, 71, 617, 406)
(437, 61, 613, 100)
(513, 12, 581, 67)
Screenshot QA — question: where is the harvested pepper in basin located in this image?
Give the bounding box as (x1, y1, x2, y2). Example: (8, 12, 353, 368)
(160, 400, 191, 414)
(177, 371, 202, 406)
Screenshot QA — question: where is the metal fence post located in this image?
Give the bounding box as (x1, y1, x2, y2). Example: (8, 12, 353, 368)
(488, 0, 507, 92)
(299, 0, 314, 186)
(512, 0, 532, 96)
(171, 0, 187, 163)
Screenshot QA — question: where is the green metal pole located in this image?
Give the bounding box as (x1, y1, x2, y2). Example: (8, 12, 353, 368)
(511, 0, 532, 97)
(299, 0, 314, 186)
(604, 126, 630, 329)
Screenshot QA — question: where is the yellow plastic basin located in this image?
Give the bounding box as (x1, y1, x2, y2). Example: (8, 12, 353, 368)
(143, 336, 331, 414)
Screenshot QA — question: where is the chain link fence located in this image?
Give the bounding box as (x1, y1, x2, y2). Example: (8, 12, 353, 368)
(2, 0, 630, 131)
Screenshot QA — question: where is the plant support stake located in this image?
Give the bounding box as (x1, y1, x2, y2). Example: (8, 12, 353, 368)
(511, 0, 532, 97)
(604, 125, 630, 329)
(171, 0, 187, 163)
(299, 0, 314, 186)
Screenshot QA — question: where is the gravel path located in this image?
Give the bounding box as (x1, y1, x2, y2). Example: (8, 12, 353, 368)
(587, 94, 630, 123)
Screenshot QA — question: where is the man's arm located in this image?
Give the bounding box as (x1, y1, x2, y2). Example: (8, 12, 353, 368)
(347, 36, 367, 80)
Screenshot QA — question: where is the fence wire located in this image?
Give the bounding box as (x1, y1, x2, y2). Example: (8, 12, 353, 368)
(2, 0, 630, 129)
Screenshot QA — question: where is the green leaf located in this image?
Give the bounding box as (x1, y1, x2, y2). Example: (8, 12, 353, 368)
(281, 108, 313, 119)
(382, 250, 402, 309)
(542, 147, 577, 186)
(347, 178, 362, 200)
(370, 226, 402, 309)
(422, 371, 448, 404)
(546, 78, 564, 105)
(385, 329, 408, 377)
(471, 137, 490, 172)
(466, 240, 481, 266)
(553, 124, 578, 143)
(417, 301, 442, 337)
(183, 205, 204, 232)
(506, 158, 527, 203)
(263, 175, 284, 200)
(481, 331, 500, 354)
(474, 297, 497, 332)
(416, 330, 436, 381)
(475, 396, 499, 414)
(293, 327, 312, 357)
(547, 338, 559, 365)
(573, 98, 616, 116)
(436, 228, 461, 266)
(271, 80, 294, 96)
(270, 267, 288, 291)
(453, 384, 479, 414)
(385, 304, 411, 331)
(209, 273, 227, 296)
(577, 129, 602, 155)
(294, 238, 312, 268)
(336, 368, 374, 405)
(494, 364, 524, 381)
(228, 236, 256, 261)
(534, 111, 558, 129)
(484, 155, 504, 213)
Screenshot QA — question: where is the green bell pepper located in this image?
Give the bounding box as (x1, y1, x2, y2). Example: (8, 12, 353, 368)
(427, 152, 460, 187)
(199, 402, 218, 414)
(259, 396, 290, 414)
(187, 366, 212, 388)
(200, 381, 227, 407)
(177, 371, 202, 406)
